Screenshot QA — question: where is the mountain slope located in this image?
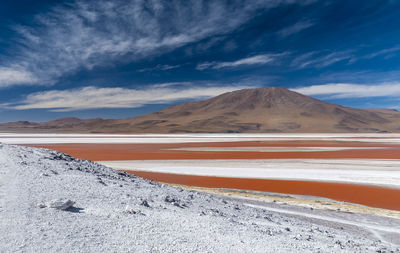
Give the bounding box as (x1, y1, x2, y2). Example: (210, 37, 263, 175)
(2, 87, 400, 133)
(117, 87, 400, 133)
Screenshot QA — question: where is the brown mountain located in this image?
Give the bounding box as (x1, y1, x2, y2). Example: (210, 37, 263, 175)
(1, 87, 400, 133)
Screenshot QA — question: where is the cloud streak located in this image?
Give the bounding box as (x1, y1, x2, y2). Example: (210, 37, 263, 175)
(278, 20, 314, 37)
(0, 0, 310, 87)
(292, 82, 400, 99)
(137, 64, 181, 72)
(291, 50, 354, 69)
(364, 46, 400, 59)
(9, 84, 254, 111)
(197, 53, 287, 70)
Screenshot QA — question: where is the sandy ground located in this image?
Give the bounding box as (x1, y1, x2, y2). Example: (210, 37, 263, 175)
(1, 143, 400, 252)
(177, 184, 400, 245)
(175, 185, 400, 220)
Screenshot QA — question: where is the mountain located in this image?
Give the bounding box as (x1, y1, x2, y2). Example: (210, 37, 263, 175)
(0, 117, 106, 133)
(1, 87, 400, 133)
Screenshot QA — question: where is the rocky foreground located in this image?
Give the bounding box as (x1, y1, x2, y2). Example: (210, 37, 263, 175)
(0, 143, 399, 252)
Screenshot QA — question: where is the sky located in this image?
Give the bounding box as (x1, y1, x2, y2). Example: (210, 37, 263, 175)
(0, 0, 400, 122)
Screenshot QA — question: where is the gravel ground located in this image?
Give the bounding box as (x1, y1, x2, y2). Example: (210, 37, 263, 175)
(1, 143, 399, 252)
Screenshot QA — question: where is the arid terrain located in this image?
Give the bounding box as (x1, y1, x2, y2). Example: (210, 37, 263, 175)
(2, 142, 400, 252)
(2, 87, 400, 133)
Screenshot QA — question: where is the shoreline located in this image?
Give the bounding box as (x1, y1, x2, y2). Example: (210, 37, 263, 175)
(124, 170, 400, 211)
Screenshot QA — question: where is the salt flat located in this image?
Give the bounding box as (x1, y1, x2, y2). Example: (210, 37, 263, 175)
(2, 133, 400, 144)
(99, 159, 400, 188)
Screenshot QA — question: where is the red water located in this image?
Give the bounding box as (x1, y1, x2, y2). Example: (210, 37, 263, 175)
(29, 141, 400, 160)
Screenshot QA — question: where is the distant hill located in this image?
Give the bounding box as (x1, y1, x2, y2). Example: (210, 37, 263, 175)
(1, 87, 400, 133)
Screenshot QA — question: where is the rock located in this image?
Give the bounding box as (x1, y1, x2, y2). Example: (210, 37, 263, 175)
(98, 179, 107, 186)
(164, 195, 175, 203)
(125, 206, 145, 215)
(36, 203, 47, 208)
(141, 200, 150, 208)
(46, 199, 75, 210)
(164, 195, 186, 208)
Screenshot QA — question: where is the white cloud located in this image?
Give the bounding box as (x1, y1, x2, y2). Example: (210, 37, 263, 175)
(10, 84, 254, 111)
(137, 64, 181, 72)
(0, 67, 39, 87)
(364, 46, 400, 59)
(292, 82, 400, 98)
(197, 53, 287, 70)
(196, 62, 218, 71)
(291, 50, 354, 69)
(278, 20, 314, 37)
(0, 0, 312, 87)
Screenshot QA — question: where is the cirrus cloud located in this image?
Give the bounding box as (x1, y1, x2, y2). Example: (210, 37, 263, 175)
(196, 53, 288, 70)
(0, 0, 313, 87)
(277, 20, 314, 37)
(292, 82, 400, 99)
(291, 50, 355, 69)
(9, 84, 255, 112)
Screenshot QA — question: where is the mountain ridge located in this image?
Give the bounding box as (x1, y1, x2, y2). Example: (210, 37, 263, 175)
(1, 87, 400, 133)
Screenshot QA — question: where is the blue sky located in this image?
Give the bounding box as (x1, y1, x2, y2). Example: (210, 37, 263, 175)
(1, 0, 400, 122)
